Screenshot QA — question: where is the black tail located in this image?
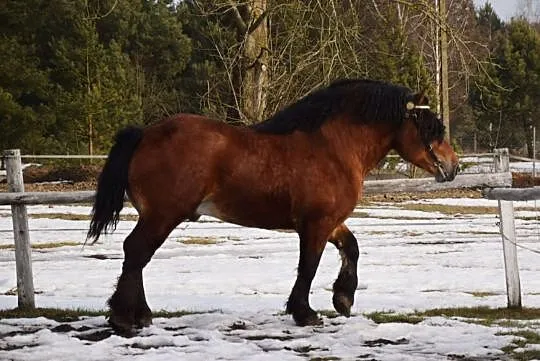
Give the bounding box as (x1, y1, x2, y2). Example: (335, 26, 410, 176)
(86, 126, 143, 244)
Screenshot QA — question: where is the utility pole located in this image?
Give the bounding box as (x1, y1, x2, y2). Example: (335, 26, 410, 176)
(439, 0, 450, 141)
(434, 0, 441, 116)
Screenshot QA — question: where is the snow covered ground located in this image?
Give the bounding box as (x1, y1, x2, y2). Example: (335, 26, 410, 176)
(0, 198, 539, 360)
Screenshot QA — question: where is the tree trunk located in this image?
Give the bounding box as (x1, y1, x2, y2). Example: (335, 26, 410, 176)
(439, 0, 450, 141)
(240, 1, 268, 124)
(524, 117, 534, 158)
(228, 0, 269, 124)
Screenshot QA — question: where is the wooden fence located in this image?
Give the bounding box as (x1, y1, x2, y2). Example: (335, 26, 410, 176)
(0, 148, 515, 310)
(481, 148, 540, 309)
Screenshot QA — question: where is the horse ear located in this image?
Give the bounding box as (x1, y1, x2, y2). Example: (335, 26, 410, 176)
(414, 90, 429, 105)
(406, 91, 430, 110)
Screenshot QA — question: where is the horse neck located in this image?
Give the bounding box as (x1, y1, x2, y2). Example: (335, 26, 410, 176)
(321, 119, 397, 177)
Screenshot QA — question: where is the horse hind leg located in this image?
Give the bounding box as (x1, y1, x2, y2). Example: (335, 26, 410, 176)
(328, 224, 359, 317)
(108, 216, 179, 335)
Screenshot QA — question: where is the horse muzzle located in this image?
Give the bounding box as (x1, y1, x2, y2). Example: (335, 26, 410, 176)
(434, 160, 459, 182)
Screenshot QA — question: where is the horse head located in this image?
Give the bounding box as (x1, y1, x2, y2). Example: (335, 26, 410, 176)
(393, 92, 459, 182)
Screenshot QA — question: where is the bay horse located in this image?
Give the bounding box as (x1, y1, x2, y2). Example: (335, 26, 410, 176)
(87, 79, 459, 334)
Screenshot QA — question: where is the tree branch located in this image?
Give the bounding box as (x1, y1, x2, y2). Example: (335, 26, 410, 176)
(227, 0, 247, 33)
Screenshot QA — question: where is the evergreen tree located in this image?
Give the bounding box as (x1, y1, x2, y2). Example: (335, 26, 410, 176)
(471, 18, 540, 155)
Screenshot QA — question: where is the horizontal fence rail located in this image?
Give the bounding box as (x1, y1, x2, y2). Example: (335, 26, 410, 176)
(20, 154, 107, 159)
(0, 172, 513, 206)
(483, 186, 540, 201)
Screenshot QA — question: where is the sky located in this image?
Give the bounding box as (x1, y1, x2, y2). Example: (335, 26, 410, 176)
(473, 0, 520, 20)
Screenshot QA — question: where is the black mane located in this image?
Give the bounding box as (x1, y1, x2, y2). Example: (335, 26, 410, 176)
(251, 79, 412, 134)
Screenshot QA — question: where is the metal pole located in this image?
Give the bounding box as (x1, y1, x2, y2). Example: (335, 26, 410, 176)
(4, 149, 35, 309)
(533, 126, 536, 178)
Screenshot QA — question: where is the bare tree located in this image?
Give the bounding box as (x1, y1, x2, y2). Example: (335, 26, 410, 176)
(191, 0, 485, 137)
(191, 1, 269, 124)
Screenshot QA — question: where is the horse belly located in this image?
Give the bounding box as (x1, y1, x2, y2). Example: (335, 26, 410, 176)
(195, 198, 293, 230)
(195, 200, 221, 219)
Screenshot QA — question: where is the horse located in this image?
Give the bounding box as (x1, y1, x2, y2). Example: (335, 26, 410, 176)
(87, 78, 459, 334)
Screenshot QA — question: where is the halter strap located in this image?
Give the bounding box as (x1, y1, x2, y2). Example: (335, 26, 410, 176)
(426, 144, 448, 180)
(405, 103, 447, 179)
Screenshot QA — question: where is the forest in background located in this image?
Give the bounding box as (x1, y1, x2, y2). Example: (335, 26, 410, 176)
(1, 0, 539, 156)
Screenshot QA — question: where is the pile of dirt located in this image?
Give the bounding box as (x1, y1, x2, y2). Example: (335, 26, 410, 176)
(22, 164, 101, 183)
(0, 164, 99, 192)
(363, 188, 483, 203)
(512, 172, 540, 188)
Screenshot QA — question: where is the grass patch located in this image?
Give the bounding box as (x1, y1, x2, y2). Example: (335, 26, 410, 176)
(29, 213, 138, 222)
(418, 306, 540, 319)
(500, 330, 540, 361)
(403, 231, 423, 237)
(364, 311, 424, 325)
(348, 211, 369, 218)
(421, 289, 447, 293)
(0, 307, 215, 322)
(397, 203, 499, 215)
(152, 309, 218, 318)
(465, 291, 500, 298)
(366, 307, 540, 326)
(366, 306, 540, 360)
(0, 241, 81, 250)
(511, 350, 540, 361)
(0, 308, 106, 322)
(33, 241, 81, 249)
(178, 237, 221, 245)
(518, 216, 540, 221)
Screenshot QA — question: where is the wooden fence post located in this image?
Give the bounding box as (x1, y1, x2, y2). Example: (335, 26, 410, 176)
(4, 149, 35, 309)
(493, 148, 521, 308)
(493, 148, 509, 173)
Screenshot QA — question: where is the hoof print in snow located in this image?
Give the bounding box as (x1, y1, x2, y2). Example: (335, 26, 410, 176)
(229, 320, 248, 330)
(363, 338, 409, 347)
(51, 324, 77, 333)
(74, 329, 115, 342)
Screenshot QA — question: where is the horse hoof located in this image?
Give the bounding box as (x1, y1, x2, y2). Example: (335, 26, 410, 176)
(136, 314, 153, 328)
(333, 293, 352, 317)
(109, 314, 136, 337)
(294, 312, 323, 327)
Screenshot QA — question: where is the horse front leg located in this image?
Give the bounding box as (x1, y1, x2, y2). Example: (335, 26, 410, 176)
(286, 221, 332, 326)
(328, 223, 359, 317)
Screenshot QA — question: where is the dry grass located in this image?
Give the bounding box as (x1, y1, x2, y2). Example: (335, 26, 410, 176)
(0, 241, 80, 250)
(397, 203, 499, 215)
(178, 237, 221, 245)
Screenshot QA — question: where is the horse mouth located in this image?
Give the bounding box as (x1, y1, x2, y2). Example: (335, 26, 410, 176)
(435, 163, 459, 183)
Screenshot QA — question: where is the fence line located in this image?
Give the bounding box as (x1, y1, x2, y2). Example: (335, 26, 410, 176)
(0, 173, 513, 206)
(0, 148, 519, 311)
(20, 155, 107, 159)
